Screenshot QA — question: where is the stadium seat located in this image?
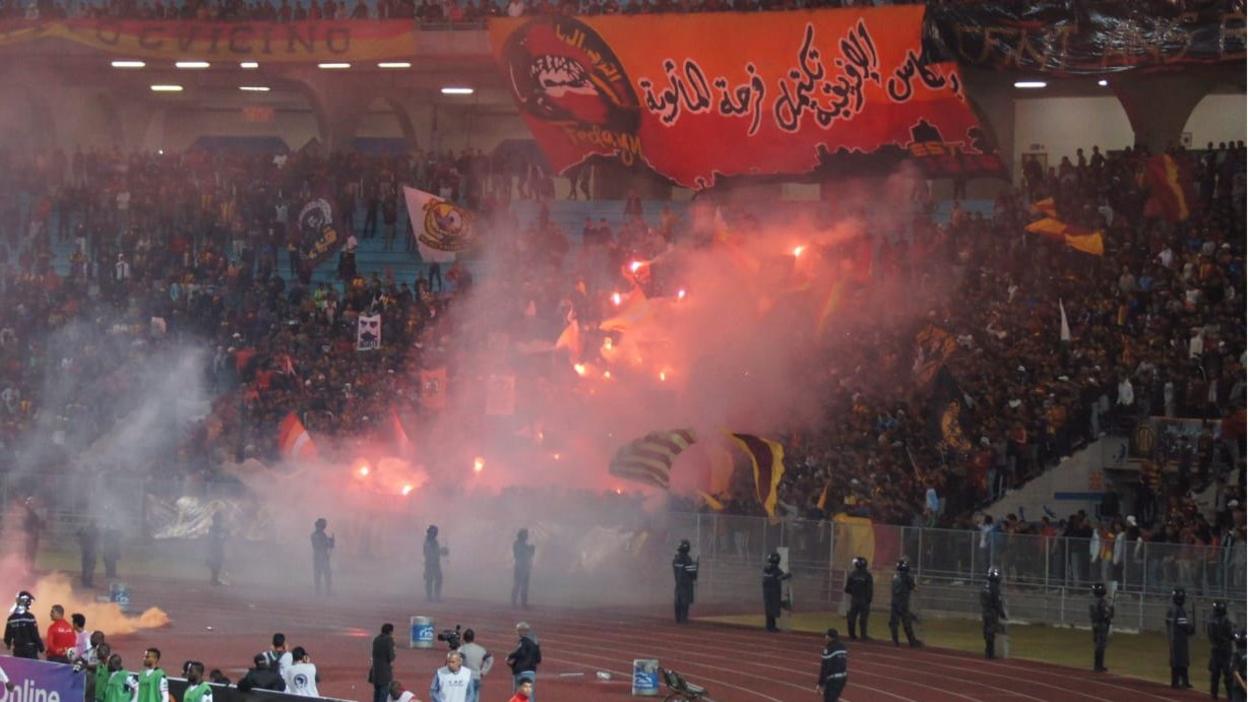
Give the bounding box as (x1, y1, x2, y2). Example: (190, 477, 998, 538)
(662, 668, 708, 701)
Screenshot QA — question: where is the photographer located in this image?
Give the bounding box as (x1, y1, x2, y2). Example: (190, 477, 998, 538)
(429, 651, 471, 702)
(283, 647, 320, 697)
(458, 629, 493, 702)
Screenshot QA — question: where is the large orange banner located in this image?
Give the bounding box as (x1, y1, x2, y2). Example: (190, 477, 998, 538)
(489, 8, 990, 189)
(0, 19, 414, 62)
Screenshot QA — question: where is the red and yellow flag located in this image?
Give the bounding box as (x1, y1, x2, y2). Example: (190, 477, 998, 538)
(729, 432, 785, 517)
(1144, 154, 1195, 222)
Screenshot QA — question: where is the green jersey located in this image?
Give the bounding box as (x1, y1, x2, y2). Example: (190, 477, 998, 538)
(183, 682, 213, 702)
(136, 669, 167, 702)
(104, 671, 135, 702)
(94, 665, 111, 702)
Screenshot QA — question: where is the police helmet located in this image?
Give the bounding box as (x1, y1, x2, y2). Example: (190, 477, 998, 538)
(1172, 587, 1186, 606)
(427, 525, 439, 537)
(517, 528, 529, 541)
(15, 590, 33, 607)
(986, 567, 1002, 583)
(767, 552, 781, 565)
(853, 556, 868, 570)
(1092, 582, 1106, 598)
(1235, 630, 1247, 649)
(896, 558, 910, 573)
(677, 539, 691, 553)
(1213, 600, 1227, 615)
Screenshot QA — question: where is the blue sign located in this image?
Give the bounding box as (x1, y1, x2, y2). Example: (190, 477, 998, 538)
(0, 656, 87, 702)
(409, 616, 435, 649)
(631, 659, 659, 696)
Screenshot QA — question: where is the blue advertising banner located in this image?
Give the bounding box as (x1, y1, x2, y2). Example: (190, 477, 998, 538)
(0, 656, 86, 702)
(631, 658, 660, 696)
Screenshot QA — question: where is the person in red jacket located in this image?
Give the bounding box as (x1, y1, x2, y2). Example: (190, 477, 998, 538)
(45, 605, 76, 663)
(507, 679, 532, 702)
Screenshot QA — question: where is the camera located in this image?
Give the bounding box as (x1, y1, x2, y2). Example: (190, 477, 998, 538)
(437, 625, 462, 650)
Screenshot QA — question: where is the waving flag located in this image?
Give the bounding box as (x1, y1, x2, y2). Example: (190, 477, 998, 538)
(278, 412, 317, 462)
(403, 186, 476, 263)
(609, 429, 697, 489)
(1144, 154, 1195, 222)
(730, 432, 785, 517)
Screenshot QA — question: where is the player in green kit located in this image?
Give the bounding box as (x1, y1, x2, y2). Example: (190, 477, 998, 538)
(135, 648, 168, 702)
(103, 654, 135, 702)
(182, 662, 214, 702)
(92, 643, 113, 702)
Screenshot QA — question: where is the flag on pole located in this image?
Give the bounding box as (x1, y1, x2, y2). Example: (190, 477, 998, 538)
(1059, 299, 1071, 342)
(608, 429, 698, 489)
(1143, 154, 1195, 222)
(729, 432, 785, 517)
(278, 412, 316, 462)
(403, 186, 475, 263)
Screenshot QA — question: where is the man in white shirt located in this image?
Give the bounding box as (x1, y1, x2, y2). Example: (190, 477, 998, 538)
(457, 630, 493, 702)
(283, 647, 320, 697)
(429, 651, 472, 702)
(262, 633, 294, 677)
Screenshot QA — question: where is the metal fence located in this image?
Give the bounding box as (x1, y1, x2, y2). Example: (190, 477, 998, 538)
(666, 511, 1246, 632)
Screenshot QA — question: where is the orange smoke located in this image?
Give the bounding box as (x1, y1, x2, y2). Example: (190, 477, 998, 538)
(23, 571, 169, 636)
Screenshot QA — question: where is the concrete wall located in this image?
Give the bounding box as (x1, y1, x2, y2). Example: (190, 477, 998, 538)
(1184, 93, 1248, 149)
(1013, 97, 1134, 175)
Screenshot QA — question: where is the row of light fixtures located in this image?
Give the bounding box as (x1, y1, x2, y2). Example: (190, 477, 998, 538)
(113, 59, 473, 95)
(1014, 79, 1110, 89)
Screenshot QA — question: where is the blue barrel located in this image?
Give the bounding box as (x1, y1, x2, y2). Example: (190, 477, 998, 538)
(109, 583, 130, 611)
(631, 659, 660, 696)
(409, 616, 435, 649)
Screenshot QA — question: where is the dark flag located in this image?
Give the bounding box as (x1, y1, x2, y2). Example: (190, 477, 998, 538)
(729, 432, 786, 517)
(928, 367, 972, 452)
(608, 429, 697, 489)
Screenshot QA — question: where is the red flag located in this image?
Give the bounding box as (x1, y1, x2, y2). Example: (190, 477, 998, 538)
(1144, 154, 1196, 222)
(277, 412, 316, 461)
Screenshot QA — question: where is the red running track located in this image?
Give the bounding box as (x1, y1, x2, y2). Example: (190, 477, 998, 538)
(102, 577, 1204, 702)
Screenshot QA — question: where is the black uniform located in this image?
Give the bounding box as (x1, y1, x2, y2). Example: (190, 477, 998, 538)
(1089, 595, 1113, 671)
(207, 519, 226, 585)
(79, 524, 99, 588)
(979, 581, 1007, 659)
(102, 528, 121, 578)
(1208, 611, 1234, 699)
(311, 526, 335, 595)
(762, 563, 791, 632)
(843, 568, 873, 640)
(423, 533, 443, 602)
(817, 640, 848, 702)
(1166, 603, 1195, 688)
(513, 535, 535, 608)
(1232, 645, 1247, 702)
(889, 571, 917, 647)
(3, 609, 44, 659)
(672, 551, 698, 623)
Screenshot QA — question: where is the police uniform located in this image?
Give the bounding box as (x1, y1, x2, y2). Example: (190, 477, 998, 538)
(513, 530, 536, 609)
(843, 558, 873, 640)
(1088, 584, 1113, 672)
(311, 519, 335, 595)
(1231, 631, 1247, 702)
(816, 630, 847, 702)
(979, 570, 1007, 659)
(762, 554, 791, 632)
(1208, 603, 1234, 699)
(3, 593, 44, 659)
(889, 561, 918, 647)
(424, 527, 444, 602)
(1166, 588, 1195, 689)
(672, 542, 698, 624)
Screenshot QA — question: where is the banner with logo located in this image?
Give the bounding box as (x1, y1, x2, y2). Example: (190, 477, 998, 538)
(0, 656, 86, 702)
(298, 198, 340, 267)
(0, 19, 415, 62)
(357, 314, 381, 351)
(488, 7, 990, 189)
(402, 186, 475, 264)
(929, 3, 1246, 75)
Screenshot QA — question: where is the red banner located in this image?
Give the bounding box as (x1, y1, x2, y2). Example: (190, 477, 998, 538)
(488, 8, 990, 189)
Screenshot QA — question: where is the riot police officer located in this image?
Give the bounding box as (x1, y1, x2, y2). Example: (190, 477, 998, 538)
(424, 525, 446, 602)
(1231, 630, 1246, 702)
(2, 591, 43, 659)
(843, 557, 873, 640)
(816, 628, 847, 702)
(512, 529, 536, 609)
(672, 540, 698, 624)
(1209, 601, 1234, 699)
(1166, 587, 1196, 689)
(979, 567, 1007, 659)
(762, 552, 791, 632)
(889, 558, 919, 648)
(1089, 582, 1113, 672)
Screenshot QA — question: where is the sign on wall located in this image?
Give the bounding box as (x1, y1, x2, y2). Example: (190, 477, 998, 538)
(488, 7, 992, 189)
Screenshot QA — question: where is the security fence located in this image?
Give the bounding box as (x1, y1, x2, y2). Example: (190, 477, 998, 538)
(666, 512, 1246, 633)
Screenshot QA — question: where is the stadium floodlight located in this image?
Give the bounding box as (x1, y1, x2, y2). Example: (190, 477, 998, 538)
(378, 62, 412, 69)
(441, 86, 474, 95)
(1098, 79, 1109, 87)
(239, 86, 271, 92)
(111, 60, 145, 69)
(317, 62, 351, 69)
(150, 85, 184, 92)
(175, 61, 211, 69)
(240, 61, 260, 69)
(1013, 81, 1047, 89)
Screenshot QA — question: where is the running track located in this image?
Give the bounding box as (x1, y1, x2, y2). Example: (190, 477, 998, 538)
(108, 577, 1204, 702)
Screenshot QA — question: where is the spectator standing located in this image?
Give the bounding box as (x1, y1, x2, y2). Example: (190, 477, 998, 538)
(45, 604, 76, 663)
(457, 629, 492, 702)
(284, 647, 320, 697)
(238, 654, 286, 693)
(370, 623, 397, 702)
(71, 614, 90, 658)
(312, 518, 335, 595)
(505, 622, 540, 701)
(429, 651, 472, 702)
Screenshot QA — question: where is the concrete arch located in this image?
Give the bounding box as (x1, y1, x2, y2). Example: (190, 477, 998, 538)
(1183, 89, 1247, 150)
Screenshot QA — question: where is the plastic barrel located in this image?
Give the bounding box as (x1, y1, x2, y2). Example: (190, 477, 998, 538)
(410, 616, 435, 649)
(109, 583, 130, 612)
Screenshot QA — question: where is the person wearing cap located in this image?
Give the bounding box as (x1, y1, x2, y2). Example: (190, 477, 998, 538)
(311, 518, 335, 596)
(4, 590, 44, 658)
(505, 623, 540, 701)
(815, 628, 847, 701)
